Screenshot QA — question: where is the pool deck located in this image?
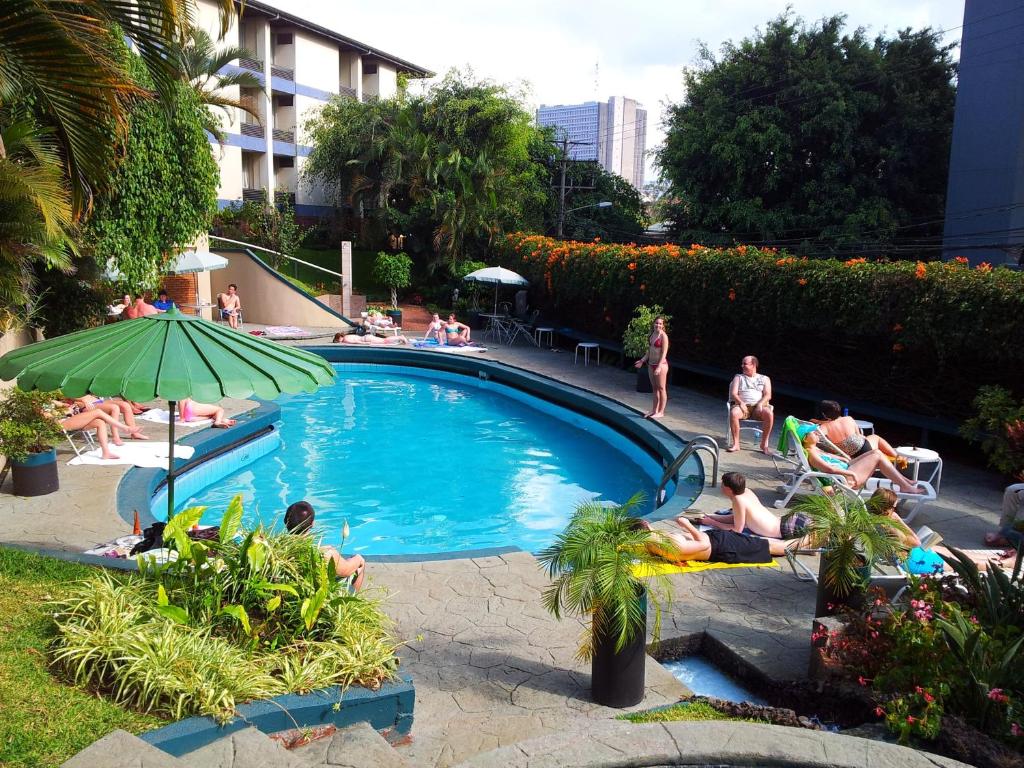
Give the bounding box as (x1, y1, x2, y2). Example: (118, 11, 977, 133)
(0, 341, 1007, 767)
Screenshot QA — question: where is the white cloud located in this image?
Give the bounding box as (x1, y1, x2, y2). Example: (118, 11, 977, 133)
(266, 0, 965, 181)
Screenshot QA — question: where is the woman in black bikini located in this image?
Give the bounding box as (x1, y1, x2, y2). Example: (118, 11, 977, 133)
(633, 316, 669, 418)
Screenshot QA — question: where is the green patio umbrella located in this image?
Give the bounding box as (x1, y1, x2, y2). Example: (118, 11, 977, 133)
(0, 308, 335, 519)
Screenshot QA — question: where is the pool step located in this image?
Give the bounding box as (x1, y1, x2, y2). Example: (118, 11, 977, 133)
(290, 722, 412, 768)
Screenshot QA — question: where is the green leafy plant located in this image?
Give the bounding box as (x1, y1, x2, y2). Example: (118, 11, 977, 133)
(795, 492, 903, 598)
(536, 494, 676, 660)
(961, 386, 1024, 480)
(372, 251, 413, 308)
(622, 304, 671, 359)
(51, 497, 399, 722)
(0, 388, 65, 462)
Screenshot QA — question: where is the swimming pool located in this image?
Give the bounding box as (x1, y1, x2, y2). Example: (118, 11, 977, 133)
(162, 363, 702, 556)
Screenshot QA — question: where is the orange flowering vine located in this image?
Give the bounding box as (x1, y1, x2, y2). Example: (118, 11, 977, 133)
(914, 261, 927, 280)
(976, 262, 992, 273)
(953, 256, 969, 265)
(627, 262, 637, 271)
(797, 278, 808, 286)
(893, 343, 905, 353)
(728, 288, 737, 301)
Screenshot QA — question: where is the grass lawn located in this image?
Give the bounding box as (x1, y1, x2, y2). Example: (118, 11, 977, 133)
(619, 700, 768, 724)
(0, 547, 163, 767)
(289, 246, 385, 298)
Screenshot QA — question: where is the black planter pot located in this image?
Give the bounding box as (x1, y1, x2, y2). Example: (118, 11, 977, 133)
(11, 448, 59, 497)
(636, 367, 653, 393)
(814, 553, 871, 617)
(591, 591, 647, 707)
(386, 309, 403, 327)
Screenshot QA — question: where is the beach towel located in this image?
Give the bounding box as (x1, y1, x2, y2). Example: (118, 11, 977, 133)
(631, 559, 778, 577)
(68, 442, 195, 468)
(138, 409, 213, 428)
(412, 339, 488, 353)
(263, 325, 307, 337)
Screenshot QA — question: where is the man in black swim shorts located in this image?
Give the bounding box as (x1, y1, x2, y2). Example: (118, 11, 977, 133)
(631, 516, 785, 564)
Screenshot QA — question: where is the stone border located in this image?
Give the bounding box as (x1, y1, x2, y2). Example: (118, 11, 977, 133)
(138, 675, 414, 757)
(453, 720, 972, 767)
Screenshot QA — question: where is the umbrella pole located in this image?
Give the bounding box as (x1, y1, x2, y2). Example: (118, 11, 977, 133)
(167, 400, 177, 521)
(493, 284, 498, 316)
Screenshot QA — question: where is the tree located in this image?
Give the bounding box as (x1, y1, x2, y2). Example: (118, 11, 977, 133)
(657, 14, 957, 259)
(304, 70, 551, 271)
(177, 27, 263, 141)
(553, 161, 646, 243)
(85, 54, 219, 289)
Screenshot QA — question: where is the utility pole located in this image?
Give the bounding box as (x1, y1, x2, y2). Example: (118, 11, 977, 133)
(557, 135, 569, 239)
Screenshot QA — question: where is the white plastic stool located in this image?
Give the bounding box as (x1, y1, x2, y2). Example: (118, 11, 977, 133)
(575, 342, 600, 366)
(534, 327, 554, 347)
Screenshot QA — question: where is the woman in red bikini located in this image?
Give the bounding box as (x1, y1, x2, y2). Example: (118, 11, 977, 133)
(634, 316, 669, 419)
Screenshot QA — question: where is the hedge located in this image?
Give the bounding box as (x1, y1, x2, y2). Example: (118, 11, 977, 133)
(496, 233, 1024, 419)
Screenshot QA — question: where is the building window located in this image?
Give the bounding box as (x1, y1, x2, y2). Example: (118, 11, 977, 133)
(276, 32, 293, 45)
(363, 62, 378, 75)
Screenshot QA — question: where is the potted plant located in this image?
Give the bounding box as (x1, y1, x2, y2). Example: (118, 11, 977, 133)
(0, 388, 65, 496)
(795, 492, 904, 617)
(372, 251, 413, 327)
(537, 494, 677, 707)
(622, 305, 671, 393)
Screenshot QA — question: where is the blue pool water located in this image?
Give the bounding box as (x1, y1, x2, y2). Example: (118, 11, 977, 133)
(662, 656, 766, 704)
(173, 366, 701, 556)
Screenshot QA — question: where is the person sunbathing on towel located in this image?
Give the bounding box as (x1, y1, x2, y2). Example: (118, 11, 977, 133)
(423, 313, 445, 344)
(631, 516, 784, 564)
(52, 402, 141, 460)
(803, 428, 924, 494)
(179, 398, 236, 428)
(285, 501, 366, 591)
(332, 332, 411, 346)
(444, 314, 473, 346)
(699, 471, 814, 543)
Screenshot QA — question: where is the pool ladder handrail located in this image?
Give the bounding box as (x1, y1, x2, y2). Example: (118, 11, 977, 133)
(656, 435, 720, 509)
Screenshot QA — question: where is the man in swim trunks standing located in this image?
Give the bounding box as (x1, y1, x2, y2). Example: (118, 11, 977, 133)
(727, 355, 774, 454)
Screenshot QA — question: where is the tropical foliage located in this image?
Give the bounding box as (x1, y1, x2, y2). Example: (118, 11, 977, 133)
(622, 304, 670, 360)
(961, 387, 1024, 481)
(304, 70, 550, 271)
(657, 13, 956, 258)
(497, 233, 1024, 419)
(373, 251, 413, 308)
(555, 161, 646, 243)
(815, 549, 1024, 751)
(794, 492, 902, 598)
(537, 494, 675, 660)
(50, 499, 399, 722)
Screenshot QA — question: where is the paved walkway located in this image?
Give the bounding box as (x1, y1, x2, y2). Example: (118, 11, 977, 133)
(0, 340, 1007, 767)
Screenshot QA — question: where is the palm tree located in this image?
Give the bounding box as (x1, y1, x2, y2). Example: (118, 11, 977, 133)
(0, 115, 75, 328)
(0, 0, 235, 213)
(537, 493, 677, 660)
(178, 27, 264, 141)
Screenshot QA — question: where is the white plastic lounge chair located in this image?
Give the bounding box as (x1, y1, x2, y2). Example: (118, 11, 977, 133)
(63, 426, 98, 459)
(773, 416, 936, 522)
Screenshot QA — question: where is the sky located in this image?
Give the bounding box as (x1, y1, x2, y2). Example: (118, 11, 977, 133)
(267, 0, 966, 184)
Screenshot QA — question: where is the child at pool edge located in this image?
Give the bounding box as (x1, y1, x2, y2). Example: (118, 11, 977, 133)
(284, 501, 366, 591)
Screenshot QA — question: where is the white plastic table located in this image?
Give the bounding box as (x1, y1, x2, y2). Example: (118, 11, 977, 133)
(895, 446, 943, 492)
(480, 313, 511, 343)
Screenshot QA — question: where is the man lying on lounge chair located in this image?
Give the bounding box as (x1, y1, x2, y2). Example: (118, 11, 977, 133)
(631, 516, 784, 564)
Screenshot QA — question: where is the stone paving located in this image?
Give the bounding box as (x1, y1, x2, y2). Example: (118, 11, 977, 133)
(2, 339, 1008, 768)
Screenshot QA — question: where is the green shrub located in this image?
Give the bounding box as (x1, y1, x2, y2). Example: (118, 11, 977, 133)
(50, 498, 399, 722)
(372, 251, 413, 308)
(961, 386, 1024, 480)
(498, 234, 1024, 419)
(0, 389, 66, 461)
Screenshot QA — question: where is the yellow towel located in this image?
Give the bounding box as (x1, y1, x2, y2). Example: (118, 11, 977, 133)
(631, 559, 779, 577)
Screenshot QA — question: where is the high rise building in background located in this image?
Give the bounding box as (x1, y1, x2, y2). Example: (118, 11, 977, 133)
(537, 97, 647, 190)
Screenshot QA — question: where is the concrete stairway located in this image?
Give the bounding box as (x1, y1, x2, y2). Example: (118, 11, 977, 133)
(61, 724, 410, 768)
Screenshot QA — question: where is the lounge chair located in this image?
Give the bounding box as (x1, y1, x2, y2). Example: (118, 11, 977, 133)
(772, 416, 936, 522)
(63, 426, 98, 459)
(506, 309, 541, 346)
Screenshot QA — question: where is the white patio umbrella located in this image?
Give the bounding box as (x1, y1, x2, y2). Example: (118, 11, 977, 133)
(168, 250, 229, 274)
(463, 266, 529, 315)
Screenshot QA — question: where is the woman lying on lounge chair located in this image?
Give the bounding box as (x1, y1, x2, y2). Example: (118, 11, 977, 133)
(180, 398, 235, 428)
(815, 400, 904, 465)
(70, 396, 149, 440)
(803, 429, 924, 494)
(333, 332, 411, 346)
